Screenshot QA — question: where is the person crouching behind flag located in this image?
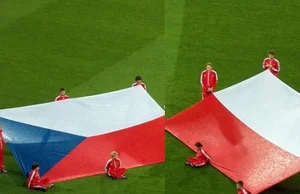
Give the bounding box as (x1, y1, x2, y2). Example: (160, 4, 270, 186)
(0, 125, 7, 173)
(185, 142, 211, 167)
(236, 181, 250, 194)
(105, 151, 127, 180)
(26, 163, 54, 191)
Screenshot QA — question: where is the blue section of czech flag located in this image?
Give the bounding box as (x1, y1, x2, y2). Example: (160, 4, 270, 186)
(0, 118, 85, 177)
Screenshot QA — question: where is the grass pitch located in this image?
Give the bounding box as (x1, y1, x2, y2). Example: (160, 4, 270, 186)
(0, 0, 300, 194)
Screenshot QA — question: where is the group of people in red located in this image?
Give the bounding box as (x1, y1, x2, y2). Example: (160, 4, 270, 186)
(186, 142, 250, 194)
(201, 50, 280, 99)
(101, 76, 146, 181)
(1, 50, 279, 192)
(24, 152, 127, 192)
(0, 76, 145, 191)
(193, 52, 279, 193)
(54, 76, 147, 102)
(1, 129, 127, 192)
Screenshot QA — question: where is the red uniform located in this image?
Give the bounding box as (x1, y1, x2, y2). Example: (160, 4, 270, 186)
(132, 82, 147, 90)
(0, 129, 4, 170)
(55, 95, 69, 101)
(186, 148, 211, 167)
(237, 188, 250, 194)
(105, 158, 126, 179)
(200, 70, 218, 99)
(263, 58, 280, 77)
(26, 169, 51, 190)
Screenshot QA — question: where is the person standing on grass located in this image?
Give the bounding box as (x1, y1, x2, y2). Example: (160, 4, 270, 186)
(55, 88, 69, 101)
(200, 62, 218, 100)
(0, 125, 7, 173)
(185, 142, 211, 167)
(236, 181, 250, 194)
(263, 50, 280, 77)
(132, 76, 147, 90)
(26, 163, 54, 191)
(105, 151, 127, 180)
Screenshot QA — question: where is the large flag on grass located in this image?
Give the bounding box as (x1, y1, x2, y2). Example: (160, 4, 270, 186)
(166, 71, 300, 194)
(0, 86, 165, 183)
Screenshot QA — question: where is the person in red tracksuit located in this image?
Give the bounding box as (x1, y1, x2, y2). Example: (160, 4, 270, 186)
(236, 181, 250, 194)
(55, 88, 69, 101)
(105, 151, 127, 180)
(185, 142, 211, 167)
(132, 76, 147, 90)
(200, 62, 218, 100)
(26, 163, 54, 191)
(0, 125, 7, 173)
(263, 50, 280, 77)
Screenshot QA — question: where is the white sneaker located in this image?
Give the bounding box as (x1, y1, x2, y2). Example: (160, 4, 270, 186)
(0, 169, 7, 173)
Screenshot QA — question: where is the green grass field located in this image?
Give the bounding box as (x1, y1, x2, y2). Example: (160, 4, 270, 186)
(0, 0, 300, 193)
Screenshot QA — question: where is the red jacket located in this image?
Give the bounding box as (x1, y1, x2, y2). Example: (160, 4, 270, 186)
(132, 82, 147, 90)
(200, 70, 218, 91)
(55, 95, 69, 101)
(26, 169, 42, 189)
(196, 148, 211, 161)
(237, 188, 250, 194)
(263, 58, 280, 77)
(0, 129, 3, 151)
(105, 158, 121, 173)
(0, 129, 4, 169)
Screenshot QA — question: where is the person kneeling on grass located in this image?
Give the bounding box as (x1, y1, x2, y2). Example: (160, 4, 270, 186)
(26, 163, 54, 192)
(236, 181, 250, 194)
(105, 151, 127, 180)
(185, 142, 211, 167)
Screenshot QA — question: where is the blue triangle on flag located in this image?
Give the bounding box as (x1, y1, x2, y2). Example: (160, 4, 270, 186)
(0, 118, 85, 177)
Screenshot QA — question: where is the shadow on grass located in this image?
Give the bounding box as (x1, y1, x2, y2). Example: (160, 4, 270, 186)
(268, 185, 300, 193)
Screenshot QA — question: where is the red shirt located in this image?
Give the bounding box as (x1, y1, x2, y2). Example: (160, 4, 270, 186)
(237, 188, 250, 194)
(0, 129, 3, 169)
(26, 169, 41, 189)
(200, 70, 218, 91)
(105, 158, 121, 173)
(132, 82, 147, 90)
(55, 95, 69, 101)
(196, 148, 211, 161)
(263, 58, 280, 77)
(0, 130, 3, 152)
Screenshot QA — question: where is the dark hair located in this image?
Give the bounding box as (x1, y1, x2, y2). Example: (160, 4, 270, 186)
(60, 88, 65, 92)
(195, 142, 203, 148)
(32, 163, 40, 170)
(269, 50, 275, 56)
(237, 181, 243, 186)
(135, 76, 142, 81)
